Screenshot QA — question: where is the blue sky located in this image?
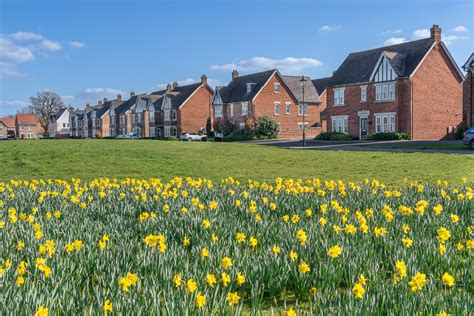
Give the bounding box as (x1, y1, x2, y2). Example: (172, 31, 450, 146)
(0, 0, 472, 116)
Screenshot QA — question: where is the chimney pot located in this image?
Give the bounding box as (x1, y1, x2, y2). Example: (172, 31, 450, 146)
(117, 94, 122, 101)
(166, 83, 172, 91)
(232, 70, 239, 80)
(172, 81, 179, 89)
(130, 91, 136, 97)
(98, 100, 103, 106)
(103, 97, 108, 103)
(430, 24, 442, 44)
(200, 74, 208, 85)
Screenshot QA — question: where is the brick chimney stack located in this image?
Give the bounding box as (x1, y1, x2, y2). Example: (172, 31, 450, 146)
(117, 94, 122, 101)
(172, 81, 179, 89)
(232, 70, 239, 80)
(166, 83, 172, 92)
(98, 100, 103, 106)
(103, 97, 108, 103)
(130, 91, 136, 97)
(201, 74, 208, 85)
(430, 24, 442, 44)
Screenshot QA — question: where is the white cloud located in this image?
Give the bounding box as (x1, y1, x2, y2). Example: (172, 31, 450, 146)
(0, 100, 29, 115)
(210, 56, 323, 75)
(384, 37, 407, 45)
(411, 28, 430, 40)
(83, 88, 126, 96)
(450, 25, 468, 32)
(69, 41, 85, 48)
(442, 35, 469, 45)
(9, 31, 43, 41)
(0, 36, 35, 64)
(320, 25, 341, 32)
(0, 62, 27, 79)
(36, 39, 62, 52)
(381, 29, 402, 35)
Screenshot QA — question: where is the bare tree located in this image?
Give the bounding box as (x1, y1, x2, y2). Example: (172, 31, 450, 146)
(29, 91, 64, 135)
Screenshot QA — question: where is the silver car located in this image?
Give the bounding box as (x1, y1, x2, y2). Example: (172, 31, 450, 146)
(179, 132, 206, 141)
(462, 127, 474, 148)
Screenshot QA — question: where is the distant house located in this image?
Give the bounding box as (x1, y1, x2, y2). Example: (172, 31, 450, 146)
(109, 92, 143, 137)
(0, 121, 7, 139)
(311, 76, 332, 133)
(212, 69, 322, 138)
(49, 108, 73, 138)
(0, 117, 16, 138)
(15, 114, 43, 139)
(325, 25, 464, 140)
(70, 111, 84, 137)
(463, 53, 474, 127)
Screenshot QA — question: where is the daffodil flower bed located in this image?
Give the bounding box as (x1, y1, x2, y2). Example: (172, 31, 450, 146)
(0, 177, 472, 315)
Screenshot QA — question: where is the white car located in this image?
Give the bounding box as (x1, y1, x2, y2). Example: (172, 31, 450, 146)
(179, 132, 206, 141)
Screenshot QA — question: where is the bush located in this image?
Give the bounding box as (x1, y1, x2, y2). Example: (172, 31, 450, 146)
(257, 116, 280, 138)
(315, 132, 353, 141)
(455, 126, 469, 140)
(364, 132, 411, 141)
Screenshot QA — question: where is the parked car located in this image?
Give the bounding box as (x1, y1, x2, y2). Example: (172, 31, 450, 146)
(179, 132, 206, 141)
(462, 127, 474, 148)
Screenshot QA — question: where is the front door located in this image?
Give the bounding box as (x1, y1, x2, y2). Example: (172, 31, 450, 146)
(360, 117, 368, 138)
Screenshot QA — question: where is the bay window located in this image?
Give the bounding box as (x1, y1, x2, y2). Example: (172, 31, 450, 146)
(331, 115, 348, 134)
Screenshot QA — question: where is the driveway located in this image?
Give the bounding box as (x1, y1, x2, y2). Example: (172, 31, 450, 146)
(248, 139, 474, 155)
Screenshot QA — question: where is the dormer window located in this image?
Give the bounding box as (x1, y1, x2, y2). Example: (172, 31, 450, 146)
(274, 83, 281, 93)
(246, 83, 255, 93)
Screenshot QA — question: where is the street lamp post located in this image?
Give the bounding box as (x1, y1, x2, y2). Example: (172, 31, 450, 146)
(300, 75, 307, 147)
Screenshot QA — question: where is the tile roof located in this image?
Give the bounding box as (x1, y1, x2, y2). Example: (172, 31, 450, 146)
(150, 83, 204, 109)
(282, 75, 320, 104)
(311, 77, 332, 95)
(0, 117, 15, 128)
(16, 114, 38, 125)
(217, 69, 276, 103)
(329, 38, 435, 86)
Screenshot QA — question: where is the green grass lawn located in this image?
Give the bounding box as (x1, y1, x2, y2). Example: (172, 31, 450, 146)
(363, 143, 472, 151)
(0, 139, 473, 184)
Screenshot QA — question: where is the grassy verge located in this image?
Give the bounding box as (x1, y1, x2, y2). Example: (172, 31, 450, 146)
(0, 139, 473, 184)
(363, 143, 471, 151)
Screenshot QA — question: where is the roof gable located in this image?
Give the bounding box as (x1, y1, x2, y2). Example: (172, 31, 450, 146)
(281, 75, 321, 103)
(311, 77, 331, 95)
(463, 53, 474, 71)
(218, 69, 276, 103)
(369, 52, 399, 82)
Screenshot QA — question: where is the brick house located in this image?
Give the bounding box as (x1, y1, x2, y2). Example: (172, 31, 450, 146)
(109, 92, 145, 137)
(80, 95, 127, 138)
(70, 110, 85, 137)
(49, 108, 72, 138)
(462, 53, 474, 127)
(326, 25, 464, 140)
(312, 76, 331, 133)
(15, 114, 43, 139)
(0, 120, 7, 139)
(0, 117, 16, 138)
(212, 69, 321, 138)
(143, 75, 213, 138)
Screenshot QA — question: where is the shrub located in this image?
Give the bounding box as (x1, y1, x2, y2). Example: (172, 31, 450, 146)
(455, 126, 469, 140)
(364, 132, 411, 141)
(205, 117, 212, 135)
(315, 132, 353, 141)
(257, 116, 279, 138)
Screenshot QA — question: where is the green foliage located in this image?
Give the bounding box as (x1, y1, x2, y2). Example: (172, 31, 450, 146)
(206, 117, 212, 136)
(364, 132, 411, 141)
(315, 132, 353, 141)
(256, 116, 280, 138)
(455, 126, 469, 140)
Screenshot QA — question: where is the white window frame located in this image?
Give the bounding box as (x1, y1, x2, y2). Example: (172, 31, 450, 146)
(360, 86, 367, 102)
(164, 110, 170, 121)
(274, 102, 280, 115)
(149, 127, 155, 137)
(137, 113, 142, 123)
(375, 83, 396, 101)
(274, 83, 281, 93)
(298, 104, 307, 116)
(214, 105, 223, 118)
(132, 115, 135, 124)
(171, 126, 177, 137)
(241, 102, 248, 116)
(331, 115, 349, 134)
(285, 102, 291, 114)
(374, 113, 396, 133)
(149, 111, 155, 123)
(239, 123, 245, 130)
(172, 110, 177, 121)
(164, 126, 170, 137)
(229, 103, 234, 117)
(333, 88, 345, 106)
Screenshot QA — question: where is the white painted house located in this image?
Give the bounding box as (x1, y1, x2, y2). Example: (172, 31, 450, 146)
(49, 108, 72, 138)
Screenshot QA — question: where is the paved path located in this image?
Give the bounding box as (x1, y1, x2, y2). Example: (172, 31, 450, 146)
(247, 139, 474, 155)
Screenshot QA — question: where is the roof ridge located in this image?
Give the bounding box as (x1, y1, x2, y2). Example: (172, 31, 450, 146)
(349, 38, 434, 56)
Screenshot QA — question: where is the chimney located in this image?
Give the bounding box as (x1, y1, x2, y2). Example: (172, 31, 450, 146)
(103, 97, 108, 103)
(172, 81, 179, 89)
(430, 24, 441, 44)
(166, 83, 172, 92)
(117, 94, 122, 101)
(200, 74, 208, 85)
(98, 100, 103, 106)
(130, 91, 136, 97)
(232, 70, 239, 80)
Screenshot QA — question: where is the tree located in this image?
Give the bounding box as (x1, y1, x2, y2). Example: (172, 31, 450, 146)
(206, 117, 212, 135)
(29, 91, 64, 135)
(257, 116, 280, 138)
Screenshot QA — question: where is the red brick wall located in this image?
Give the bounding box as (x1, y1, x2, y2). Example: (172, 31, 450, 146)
(0, 124, 7, 138)
(412, 45, 463, 139)
(252, 73, 321, 138)
(463, 70, 473, 127)
(100, 113, 110, 137)
(179, 85, 213, 134)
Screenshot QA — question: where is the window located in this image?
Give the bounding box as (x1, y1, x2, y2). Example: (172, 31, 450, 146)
(157, 128, 162, 137)
(149, 112, 155, 123)
(137, 114, 142, 123)
(246, 83, 253, 93)
(241, 102, 248, 116)
(28, 126, 32, 131)
(334, 88, 345, 105)
(375, 113, 396, 133)
(274, 83, 281, 93)
(172, 110, 177, 121)
(110, 116, 115, 126)
(375, 83, 395, 101)
(164, 110, 170, 121)
(298, 104, 307, 116)
(229, 103, 234, 117)
(120, 115, 125, 125)
(361, 86, 367, 102)
(171, 126, 177, 136)
(239, 123, 245, 130)
(285, 102, 291, 114)
(214, 105, 223, 118)
(62, 123, 66, 128)
(97, 119, 101, 126)
(274, 102, 280, 115)
(150, 127, 155, 137)
(298, 122, 309, 130)
(67, 123, 69, 127)
(79, 122, 82, 128)
(132, 115, 135, 124)
(110, 127, 115, 137)
(331, 116, 348, 134)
